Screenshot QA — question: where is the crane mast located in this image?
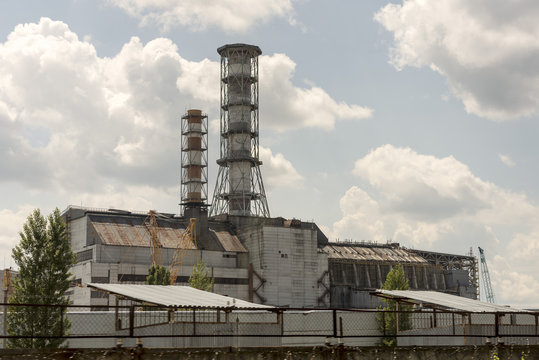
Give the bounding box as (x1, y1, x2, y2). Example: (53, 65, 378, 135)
(169, 218, 196, 285)
(478, 247, 495, 303)
(144, 210, 163, 267)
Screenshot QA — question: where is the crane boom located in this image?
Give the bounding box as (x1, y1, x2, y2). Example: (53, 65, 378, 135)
(145, 210, 163, 267)
(478, 247, 495, 303)
(169, 218, 197, 285)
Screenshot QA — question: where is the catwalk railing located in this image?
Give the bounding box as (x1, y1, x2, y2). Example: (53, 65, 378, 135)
(0, 303, 538, 347)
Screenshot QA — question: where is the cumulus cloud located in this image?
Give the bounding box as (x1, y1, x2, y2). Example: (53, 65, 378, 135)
(337, 144, 538, 243)
(332, 144, 539, 306)
(2, 18, 359, 197)
(259, 146, 303, 188)
(67, 185, 178, 213)
(0, 206, 40, 267)
(499, 153, 516, 167)
(375, 0, 539, 120)
(0, 18, 367, 254)
(260, 54, 373, 131)
(0, 19, 197, 194)
(107, 0, 295, 33)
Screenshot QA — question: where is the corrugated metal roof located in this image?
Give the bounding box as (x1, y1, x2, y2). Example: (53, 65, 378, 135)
(211, 230, 247, 252)
(87, 283, 272, 309)
(374, 290, 527, 313)
(90, 218, 195, 249)
(322, 244, 427, 263)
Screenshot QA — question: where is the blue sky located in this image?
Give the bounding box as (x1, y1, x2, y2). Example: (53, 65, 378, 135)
(1, 0, 539, 307)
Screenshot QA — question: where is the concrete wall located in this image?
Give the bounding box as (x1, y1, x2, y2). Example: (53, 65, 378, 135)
(239, 225, 322, 307)
(69, 216, 88, 251)
(69, 245, 250, 305)
(398, 325, 539, 346)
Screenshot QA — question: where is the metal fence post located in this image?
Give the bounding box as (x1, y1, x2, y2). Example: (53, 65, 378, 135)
(2, 302, 6, 349)
(495, 313, 499, 338)
(332, 309, 337, 338)
(280, 310, 284, 336)
(192, 309, 196, 336)
(382, 311, 386, 337)
(129, 305, 134, 337)
(452, 312, 455, 336)
(59, 307, 64, 337)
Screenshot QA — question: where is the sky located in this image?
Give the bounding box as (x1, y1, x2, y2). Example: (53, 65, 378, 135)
(1, 0, 539, 307)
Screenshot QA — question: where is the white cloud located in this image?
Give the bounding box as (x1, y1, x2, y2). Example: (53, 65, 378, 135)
(260, 54, 373, 131)
(508, 232, 539, 261)
(0, 206, 40, 268)
(0, 18, 362, 211)
(0, 19, 193, 194)
(375, 0, 539, 120)
(68, 185, 178, 213)
(259, 146, 303, 188)
(491, 255, 539, 307)
(499, 153, 516, 167)
(107, 0, 295, 33)
(331, 144, 539, 306)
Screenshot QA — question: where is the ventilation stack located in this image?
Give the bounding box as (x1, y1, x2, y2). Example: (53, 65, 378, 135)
(180, 110, 209, 242)
(210, 44, 270, 217)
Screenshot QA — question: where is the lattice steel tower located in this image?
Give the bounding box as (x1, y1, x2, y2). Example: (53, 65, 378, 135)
(210, 44, 270, 217)
(181, 109, 208, 210)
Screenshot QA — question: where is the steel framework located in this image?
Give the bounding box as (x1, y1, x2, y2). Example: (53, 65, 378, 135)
(180, 110, 208, 211)
(210, 44, 270, 217)
(410, 249, 479, 298)
(478, 247, 496, 304)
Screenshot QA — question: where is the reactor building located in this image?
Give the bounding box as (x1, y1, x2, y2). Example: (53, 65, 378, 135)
(64, 44, 478, 308)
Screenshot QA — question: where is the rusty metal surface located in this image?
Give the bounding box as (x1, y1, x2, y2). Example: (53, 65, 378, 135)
(322, 244, 427, 263)
(211, 230, 247, 252)
(158, 226, 196, 250)
(91, 218, 195, 249)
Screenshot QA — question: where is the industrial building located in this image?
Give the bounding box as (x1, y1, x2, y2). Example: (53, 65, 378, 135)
(64, 44, 478, 309)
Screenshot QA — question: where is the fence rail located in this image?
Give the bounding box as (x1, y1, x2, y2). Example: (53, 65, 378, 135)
(0, 303, 538, 348)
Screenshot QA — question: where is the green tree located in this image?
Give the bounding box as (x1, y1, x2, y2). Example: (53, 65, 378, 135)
(8, 208, 76, 348)
(188, 260, 214, 292)
(146, 265, 171, 285)
(377, 263, 412, 346)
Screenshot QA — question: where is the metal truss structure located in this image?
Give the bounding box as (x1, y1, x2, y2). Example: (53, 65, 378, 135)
(180, 110, 208, 211)
(210, 44, 270, 217)
(410, 249, 479, 298)
(478, 247, 496, 303)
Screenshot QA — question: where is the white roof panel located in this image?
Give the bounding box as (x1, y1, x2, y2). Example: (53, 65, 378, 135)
(87, 283, 272, 309)
(375, 290, 527, 313)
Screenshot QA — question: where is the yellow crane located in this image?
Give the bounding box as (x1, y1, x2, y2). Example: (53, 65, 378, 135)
(144, 210, 163, 267)
(169, 218, 197, 285)
(116, 210, 163, 284)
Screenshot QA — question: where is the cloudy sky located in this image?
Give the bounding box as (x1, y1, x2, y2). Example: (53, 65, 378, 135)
(1, 0, 539, 307)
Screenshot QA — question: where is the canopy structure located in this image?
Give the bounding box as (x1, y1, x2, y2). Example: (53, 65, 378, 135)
(87, 283, 272, 309)
(371, 290, 527, 313)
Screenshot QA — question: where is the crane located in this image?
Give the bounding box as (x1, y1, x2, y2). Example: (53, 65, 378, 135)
(117, 210, 163, 284)
(144, 210, 163, 267)
(169, 218, 197, 285)
(478, 247, 496, 303)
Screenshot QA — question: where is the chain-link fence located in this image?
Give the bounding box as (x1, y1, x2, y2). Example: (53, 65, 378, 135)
(0, 303, 537, 348)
